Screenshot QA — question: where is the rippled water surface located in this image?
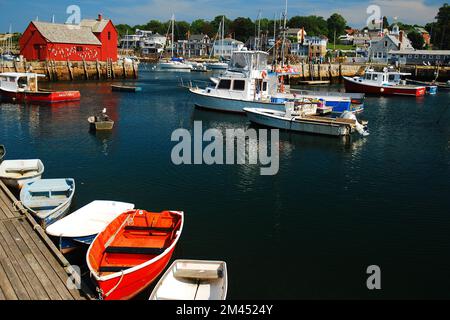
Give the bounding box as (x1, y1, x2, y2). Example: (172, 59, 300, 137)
(1, 65, 450, 299)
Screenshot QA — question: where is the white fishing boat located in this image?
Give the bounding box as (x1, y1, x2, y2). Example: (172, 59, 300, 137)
(0, 159, 44, 189)
(244, 101, 369, 137)
(20, 178, 75, 228)
(189, 50, 360, 114)
(149, 260, 228, 300)
(46, 200, 135, 253)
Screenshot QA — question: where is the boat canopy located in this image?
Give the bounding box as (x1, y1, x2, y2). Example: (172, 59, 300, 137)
(229, 51, 268, 72)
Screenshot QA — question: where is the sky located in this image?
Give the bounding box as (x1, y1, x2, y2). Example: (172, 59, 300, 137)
(0, 0, 447, 33)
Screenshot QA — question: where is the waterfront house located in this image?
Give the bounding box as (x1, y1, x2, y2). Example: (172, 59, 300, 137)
(368, 24, 414, 63)
(176, 34, 210, 57)
(140, 33, 167, 55)
(212, 38, 245, 59)
(286, 28, 307, 43)
(290, 36, 328, 61)
(119, 29, 167, 55)
(20, 14, 118, 62)
(389, 49, 450, 65)
(415, 27, 431, 47)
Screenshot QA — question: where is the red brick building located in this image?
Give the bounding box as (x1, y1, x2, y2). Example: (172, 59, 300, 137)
(20, 15, 118, 62)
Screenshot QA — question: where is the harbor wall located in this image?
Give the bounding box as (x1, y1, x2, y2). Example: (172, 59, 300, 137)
(287, 63, 450, 83)
(0, 60, 138, 81)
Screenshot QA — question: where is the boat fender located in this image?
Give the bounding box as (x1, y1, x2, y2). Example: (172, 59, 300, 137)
(261, 71, 267, 79)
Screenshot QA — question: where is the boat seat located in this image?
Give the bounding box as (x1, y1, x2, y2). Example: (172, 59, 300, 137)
(5, 166, 38, 173)
(104, 246, 165, 255)
(30, 185, 70, 193)
(174, 269, 222, 280)
(26, 199, 65, 209)
(98, 266, 131, 273)
(124, 226, 172, 232)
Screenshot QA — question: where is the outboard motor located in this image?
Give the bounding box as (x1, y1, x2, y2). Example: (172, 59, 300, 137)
(340, 111, 369, 137)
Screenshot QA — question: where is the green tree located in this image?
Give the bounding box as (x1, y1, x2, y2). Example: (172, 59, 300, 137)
(288, 16, 328, 36)
(327, 13, 347, 40)
(210, 16, 232, 37)
(407, 31, 425, 49)
(175, 21, 190, 40)
(116, 24, 133, 37)
(383, 16, 390, 29)
(435, 3, 450, 49)
(230, 17, 255, 42)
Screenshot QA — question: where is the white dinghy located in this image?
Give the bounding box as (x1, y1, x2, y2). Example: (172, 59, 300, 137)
(46, 200, 135, 253)
(150, 260, 228, 300)
(0, 159, 44, 189)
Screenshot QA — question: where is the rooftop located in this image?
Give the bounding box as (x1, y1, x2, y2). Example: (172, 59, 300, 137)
(32, 21, 102, 45)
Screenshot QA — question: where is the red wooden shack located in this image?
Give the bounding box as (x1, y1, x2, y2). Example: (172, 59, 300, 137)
(20, 14, 118, 62)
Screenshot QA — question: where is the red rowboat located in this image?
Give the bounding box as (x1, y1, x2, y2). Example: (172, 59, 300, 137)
(344, 68, 426, 97)
(0, 72, 80, 103)
(86, 210, 183, 300)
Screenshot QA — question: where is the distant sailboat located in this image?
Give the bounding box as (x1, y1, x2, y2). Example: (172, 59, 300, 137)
(158, 15, 192, 71)
(205, 16, 229, 70)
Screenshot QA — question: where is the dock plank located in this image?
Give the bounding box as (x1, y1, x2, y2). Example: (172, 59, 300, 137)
(0, 222, 50, 300)
(0, 180, 90, 300)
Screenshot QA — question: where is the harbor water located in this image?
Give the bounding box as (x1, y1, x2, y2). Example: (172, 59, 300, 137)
(1, 65, 450, 299)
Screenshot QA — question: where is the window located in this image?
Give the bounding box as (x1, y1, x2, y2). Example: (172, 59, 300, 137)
(408, 54, 412, 58)
(389, 74, 396, 81)
(217, 79, 231, 90)
(76, 46, 83, 52)
(429, 55, 434, 59)
(262, 82, 268, 91)
(233, 80, 245, 91)
(372, 74, 379, 81)
(415, 55, 419, 58)
(422, 55, 427, 59)
(384, 41, 388, 47)
(108, 32, 111, 40)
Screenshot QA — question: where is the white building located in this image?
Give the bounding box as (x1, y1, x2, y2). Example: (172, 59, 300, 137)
(119, 29, 167, 54)
(212, 38, 245, 58)
(368, 24, 414, 63)
(140, 33, 167, 55)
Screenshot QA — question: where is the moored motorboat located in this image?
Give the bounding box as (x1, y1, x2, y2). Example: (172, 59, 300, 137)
(87, 210, 184, 300)
(20, 178, 75, 228)
(46, 200, 135, 253)
(150, 260, 228, 300)
(0, 72, 81, 103)
(344, 68, 426, 97)
(0, 159, 44, 189)
(189, 51, 363, 115)
(0, 145, 5, 163)
(244, 101, 369, 137)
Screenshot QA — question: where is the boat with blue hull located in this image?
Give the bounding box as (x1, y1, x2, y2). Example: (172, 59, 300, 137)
(46, 200, 135, 253)
(20, 178, 75, 228)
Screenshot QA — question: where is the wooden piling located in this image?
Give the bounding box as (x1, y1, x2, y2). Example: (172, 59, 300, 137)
(67, 60, 73, 81)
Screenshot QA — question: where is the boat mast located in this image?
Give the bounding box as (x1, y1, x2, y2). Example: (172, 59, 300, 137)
(221, 15, 225, 58)
(281, 0, 288, 67)
(172, 14, 175, 58)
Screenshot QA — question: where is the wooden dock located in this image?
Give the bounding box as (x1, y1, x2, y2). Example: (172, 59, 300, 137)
(0, 180, 92, 300)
